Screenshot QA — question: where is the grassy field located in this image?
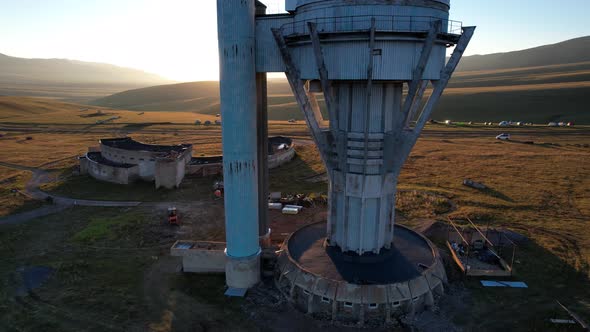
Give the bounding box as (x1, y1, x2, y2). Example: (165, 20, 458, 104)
(1, 96, 590, 330)
(0, 207, 255, 331)
(0, 82, 141, 104)
(0, 171, 45, 217)
(0, 96, 218, 125)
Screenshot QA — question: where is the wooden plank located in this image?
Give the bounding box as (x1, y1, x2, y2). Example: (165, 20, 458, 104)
(557, 301, 589, 330)
(466, 217, 494, 247)
(447, 217, 469, 245)
(446, 241, 466, 274)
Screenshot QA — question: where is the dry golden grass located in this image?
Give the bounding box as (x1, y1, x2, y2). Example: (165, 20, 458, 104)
(0, 167, 19, 180)
(0, 133, 103, 168)
(0, 171, 43, 217)
(1, 95, 589, 328)
(0, 96, 218, 125)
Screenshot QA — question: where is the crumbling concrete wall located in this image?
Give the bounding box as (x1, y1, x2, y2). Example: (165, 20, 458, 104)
(176, 158, 185, 187)
(100, 141, 192, 185)
(170, 241, 226, 273)
(100, 145, 159, 181)
(268, 146, 295, 169)
(79, 157, 89, 175)
(155, 158, 185, 189)
(85, 157, 139, 185)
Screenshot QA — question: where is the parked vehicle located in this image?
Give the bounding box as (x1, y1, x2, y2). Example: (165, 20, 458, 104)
(548, 122, 558, 127)
(496, 133, 510, 140)
(498, 121, 510, 127)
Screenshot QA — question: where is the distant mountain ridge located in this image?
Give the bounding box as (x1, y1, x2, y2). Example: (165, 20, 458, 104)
(0, 53, 172, 86)
(457, 36, 590, 72)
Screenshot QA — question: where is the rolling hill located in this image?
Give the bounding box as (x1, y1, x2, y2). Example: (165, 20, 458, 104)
(0, 96, 218, 125)
(456, 36, 590, 72)
(0, 53, 173, 103)
(87, 35, 590, 124)
(0, 53, 170, 86)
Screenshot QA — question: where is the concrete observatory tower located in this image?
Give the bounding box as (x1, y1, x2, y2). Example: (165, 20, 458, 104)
(217, 0, 474, 323)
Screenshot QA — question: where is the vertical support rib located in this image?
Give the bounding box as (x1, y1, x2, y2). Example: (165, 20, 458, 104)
(272, 28, 332, 171)
(401, 20, 440, 128)
(406, 80, 429, 127)
(413, 26, 476, 136)
(308, 22, 337, 132)
(256, 72, 269, 240)
(362, 18, 376, 176)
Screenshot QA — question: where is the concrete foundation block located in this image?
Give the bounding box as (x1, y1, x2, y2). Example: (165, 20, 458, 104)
(170, 241, 226, 273)
(225, 250, 261, 289)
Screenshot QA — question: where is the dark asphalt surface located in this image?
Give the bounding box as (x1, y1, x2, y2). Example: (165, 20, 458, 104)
(288, 222, 435, 284)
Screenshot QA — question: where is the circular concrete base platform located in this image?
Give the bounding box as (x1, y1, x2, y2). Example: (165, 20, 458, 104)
(276, 222, 447, 325)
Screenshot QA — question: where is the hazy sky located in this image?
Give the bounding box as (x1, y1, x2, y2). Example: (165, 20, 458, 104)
(1, 0, 588, 82)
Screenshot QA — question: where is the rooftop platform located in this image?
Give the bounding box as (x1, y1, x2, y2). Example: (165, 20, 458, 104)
(276, 221, 447, 323)
(100, 137, 191, 153)
(85, 151, 135, 168)
(287, 222, 435, 285)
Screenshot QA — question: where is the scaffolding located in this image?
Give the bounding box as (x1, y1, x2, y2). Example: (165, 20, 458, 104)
(446, 217, 517, 277)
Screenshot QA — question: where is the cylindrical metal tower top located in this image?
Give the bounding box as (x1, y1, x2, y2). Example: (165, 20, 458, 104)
(293, 0, 450, 9)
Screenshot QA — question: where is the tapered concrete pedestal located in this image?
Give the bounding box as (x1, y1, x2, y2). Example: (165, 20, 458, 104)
(225, 249, 261, 289)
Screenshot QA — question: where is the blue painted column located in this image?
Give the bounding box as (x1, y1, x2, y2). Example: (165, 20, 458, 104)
(217, 0, 260, 288)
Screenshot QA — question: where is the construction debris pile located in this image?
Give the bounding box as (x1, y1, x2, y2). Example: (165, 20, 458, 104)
(268, 192, 327, 215)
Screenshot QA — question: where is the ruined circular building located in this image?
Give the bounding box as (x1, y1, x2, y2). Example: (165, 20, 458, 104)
(80, 136, 295, 189)
(80, 137, 192, 189)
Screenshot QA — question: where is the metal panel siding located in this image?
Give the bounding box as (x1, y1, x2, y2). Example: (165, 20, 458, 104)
(336, 83, 351, 131)
(346, 196, 362, 250)
(426, 45, 447, 77)
(218, 0, 260, 258)
(255, 16, 293, 72)
(327, 81, 406, 253)
(362, 198, 379, 253)
(383, 83, 395, 132)
(296, 41, 444, 80)
(255, 1, 450, 76)
(378, 193, 391, 247)
(286, 0, 298, 11)
(369, 84, 383, 133)
(256, 3, 449, 76)
(296, 4, 449, 21)
(332, 189, 346, 245)
(350, 84, 366, 132)
(297, 0, 451, 8)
